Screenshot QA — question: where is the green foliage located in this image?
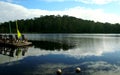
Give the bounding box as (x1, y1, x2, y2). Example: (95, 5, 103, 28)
(0, 15, 120, 33)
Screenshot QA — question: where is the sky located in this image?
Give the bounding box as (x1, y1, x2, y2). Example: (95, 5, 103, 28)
(0, 0, 120, 24)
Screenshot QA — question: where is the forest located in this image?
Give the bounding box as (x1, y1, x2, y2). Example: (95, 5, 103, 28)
(0, 15, 120, 33)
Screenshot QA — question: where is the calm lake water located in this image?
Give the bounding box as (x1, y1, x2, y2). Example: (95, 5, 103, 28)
(1, 34, 120, 75)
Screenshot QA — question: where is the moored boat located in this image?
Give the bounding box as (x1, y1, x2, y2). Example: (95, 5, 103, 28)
(0, 34, 32, 47)
(0, 21, 32, 47)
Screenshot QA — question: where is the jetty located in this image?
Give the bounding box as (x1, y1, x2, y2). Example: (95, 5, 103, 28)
(0, 20, 32, 47)
(0, 34, 32, 47)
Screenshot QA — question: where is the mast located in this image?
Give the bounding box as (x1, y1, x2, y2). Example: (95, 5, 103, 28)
(9, 22, 12, 34)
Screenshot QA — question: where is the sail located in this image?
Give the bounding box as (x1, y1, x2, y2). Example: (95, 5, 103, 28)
(16, 21, 21, 38)
(17, 29, 21, 38)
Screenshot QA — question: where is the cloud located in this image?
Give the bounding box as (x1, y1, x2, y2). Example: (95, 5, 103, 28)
(81, 61, 120, 75)
(0, 1, 29, 22)
(1, 0, 13, 2)
(75, 0, 118, 5)
(1, 0, 119, 4)
(0, 1, 120, 24)
(6, 0, 13, 2)
(43, 0, 118, 5)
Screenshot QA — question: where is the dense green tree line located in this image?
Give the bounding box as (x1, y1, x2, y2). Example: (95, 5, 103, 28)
(0, 15, 120, 33)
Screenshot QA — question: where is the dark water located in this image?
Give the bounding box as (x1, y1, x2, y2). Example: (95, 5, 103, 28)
(1, 34, 120, 75)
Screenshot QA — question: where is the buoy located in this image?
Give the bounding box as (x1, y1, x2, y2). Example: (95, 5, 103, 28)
(56, 69, 62, 75)
(76, 67, 81, 73)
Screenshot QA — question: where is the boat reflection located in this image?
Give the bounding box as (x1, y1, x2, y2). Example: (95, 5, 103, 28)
(0, 45, 29, 57)
(32, 40, 75, 50)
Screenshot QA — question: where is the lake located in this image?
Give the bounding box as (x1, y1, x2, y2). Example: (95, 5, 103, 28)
(1, 34, 120, 75)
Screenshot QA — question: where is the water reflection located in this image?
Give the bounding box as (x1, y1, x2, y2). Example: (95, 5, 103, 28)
(1, 53, 120, 75)
(0, 45, 31, 64)
(1, 34, 120, 75)
(32, 40, 75, 50)
(0, 46, 28, 57)
(28, 36, 120, 59)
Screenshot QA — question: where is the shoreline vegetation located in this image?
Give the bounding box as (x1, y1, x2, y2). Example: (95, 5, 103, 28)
(0, 15, 120, 33)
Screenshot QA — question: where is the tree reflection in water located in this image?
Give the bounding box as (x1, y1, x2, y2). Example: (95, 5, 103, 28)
(0, 45, 29, 57)
(31, 40, 75, 50)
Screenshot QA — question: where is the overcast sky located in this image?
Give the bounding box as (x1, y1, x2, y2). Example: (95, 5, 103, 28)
(0, 0, 120, 24)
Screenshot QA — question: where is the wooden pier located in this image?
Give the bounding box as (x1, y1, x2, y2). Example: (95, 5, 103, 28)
(0, 34, 32, 47)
